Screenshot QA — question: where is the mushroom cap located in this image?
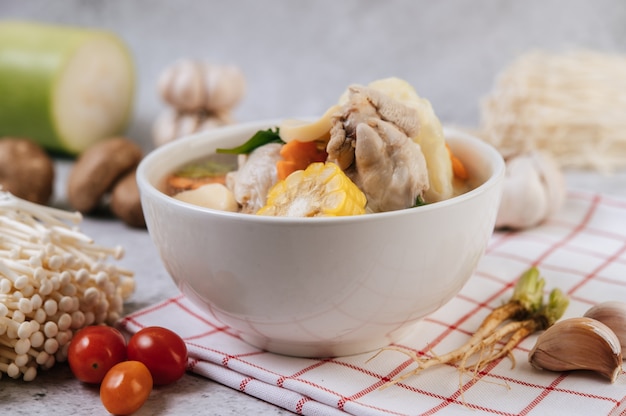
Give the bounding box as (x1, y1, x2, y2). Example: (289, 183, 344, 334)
(0, 137, 54, 205)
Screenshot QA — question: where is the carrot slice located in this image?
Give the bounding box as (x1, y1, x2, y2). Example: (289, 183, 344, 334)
(166, 175, 226, 194)
(446, 143, 468, 180)
(276, 140, 327, 180)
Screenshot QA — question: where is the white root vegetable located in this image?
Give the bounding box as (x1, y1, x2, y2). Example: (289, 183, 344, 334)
(0, 21, 135, 155)
(496, 151, 566, 229)
(173, 183, 239, 212)
(0, 190, 135, 381)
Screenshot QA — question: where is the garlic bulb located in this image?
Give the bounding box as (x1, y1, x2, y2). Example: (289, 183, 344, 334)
(584, 301, 626, 358)
(152, 109, 233, 148)
(157, 59, 246, 113)
(528, 317, 622, 382)
(496, 150, 566, 229)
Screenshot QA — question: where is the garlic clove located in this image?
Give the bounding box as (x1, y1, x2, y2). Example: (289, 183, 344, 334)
(531, 151, 566, 218)
(495, 150, 565, 230)
(203, 64, 246, 113)
(152, 109, 232, 148)
(279, 104, 341, 143)
(158, 59, 205, 112)
(584, 301, 626, 358)
(495, 154, 549, 229)
(157, 60, 246, 113)
(528, 317, 622, 383)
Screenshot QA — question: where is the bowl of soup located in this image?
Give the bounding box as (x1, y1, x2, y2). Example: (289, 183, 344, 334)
(136, 117, 504, 357)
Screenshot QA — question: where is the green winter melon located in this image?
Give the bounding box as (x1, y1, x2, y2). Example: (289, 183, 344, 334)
(0, 21, 135, 155)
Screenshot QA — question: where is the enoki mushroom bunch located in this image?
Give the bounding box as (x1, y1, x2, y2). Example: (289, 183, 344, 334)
(0, 190, 135, 381)
(480, 49, 626, 172)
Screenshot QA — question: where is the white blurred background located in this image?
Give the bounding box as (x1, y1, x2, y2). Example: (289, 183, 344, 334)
(4, 0, 626, 151)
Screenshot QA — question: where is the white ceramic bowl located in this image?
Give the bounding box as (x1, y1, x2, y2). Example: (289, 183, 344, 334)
(137, 121, 504, 357)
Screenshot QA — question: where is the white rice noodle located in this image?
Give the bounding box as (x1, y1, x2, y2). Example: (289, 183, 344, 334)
(480, 50, 626, 172)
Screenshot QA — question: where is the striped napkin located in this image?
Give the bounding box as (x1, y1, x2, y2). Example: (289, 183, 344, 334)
(118, 190, 626, 416)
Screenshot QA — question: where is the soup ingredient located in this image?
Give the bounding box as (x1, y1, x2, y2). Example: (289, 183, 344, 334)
(226, 143, 283, 213)
(158, 59, 246, 113)
(329, 85, 429, 212)
(174, 183, 238, 212)
(276, 139, 328, 180)
(366, 77, 454, 203)
(446, 144, 468, 180)
(496, 151, 565, 229)
(0, 191, 135, 381)
(217, 127, 283, 155)
(279, 105, 340, 143)
(480, 50, 626, 172)
(0, 21, 134, 155)
(171, 78, 465, 215)
(0, 137, 54, 205)
(374, 267, 569, 387)
(110, 169, 146, 228)
(583, 301, 626, 357)
(257, 162, 366, 217)
(100, 360, 153, 415)
(152, 108, 232, 147)
(165, 158, 234, 196)
(127, 326, 188, 385)
(67, 137, 142, 214)
(528, 317, 622, 382)
(67, 326, 127, 384)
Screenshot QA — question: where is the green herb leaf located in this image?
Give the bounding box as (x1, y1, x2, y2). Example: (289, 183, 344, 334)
(413, 195, 427, 207)
(216, 127, 284, 154)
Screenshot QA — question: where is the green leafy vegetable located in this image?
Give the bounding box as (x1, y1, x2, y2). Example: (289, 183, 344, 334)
(216, 127, 284, 154)
(413, 195, 427, 207)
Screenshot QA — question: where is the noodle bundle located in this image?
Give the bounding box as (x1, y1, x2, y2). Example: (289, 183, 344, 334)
(480, 50, 626, 172)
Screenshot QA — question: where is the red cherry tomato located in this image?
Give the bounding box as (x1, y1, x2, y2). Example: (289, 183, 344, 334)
(67, 325, 127, 384)
(127, 326, 188, 385)
(100, 360, 153, 415)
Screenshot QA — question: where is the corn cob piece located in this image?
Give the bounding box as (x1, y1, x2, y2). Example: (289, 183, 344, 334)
(257, 162, 366, 217)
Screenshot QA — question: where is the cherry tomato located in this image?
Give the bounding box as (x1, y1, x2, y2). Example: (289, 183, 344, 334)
(127, 326, 188, 385)
(100, 360, 153, 415)
(67, 325, 127, 384)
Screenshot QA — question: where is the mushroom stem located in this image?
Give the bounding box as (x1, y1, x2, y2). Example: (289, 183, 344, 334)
(0, 191, 82, 225)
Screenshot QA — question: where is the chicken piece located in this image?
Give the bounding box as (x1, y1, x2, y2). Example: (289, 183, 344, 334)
(354, 119, 429, 212)
(328, 85, 429, 212)
(226, 143, 282, 213)
(328, 85, 419, 170)
(367, 77, 454, 202)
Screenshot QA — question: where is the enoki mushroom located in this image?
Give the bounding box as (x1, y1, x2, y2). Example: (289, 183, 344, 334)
(0, 190, 135, 381)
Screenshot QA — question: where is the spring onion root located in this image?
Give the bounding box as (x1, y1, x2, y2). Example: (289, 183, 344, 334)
(0, 189, 135, 381)
(373, 267, 569, 389)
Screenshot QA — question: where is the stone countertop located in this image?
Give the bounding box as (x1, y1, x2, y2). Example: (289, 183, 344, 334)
(1, 165, 625, 416)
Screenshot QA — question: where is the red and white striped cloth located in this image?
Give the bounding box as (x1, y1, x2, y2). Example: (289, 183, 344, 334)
(119, 190, 626, 416)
